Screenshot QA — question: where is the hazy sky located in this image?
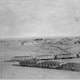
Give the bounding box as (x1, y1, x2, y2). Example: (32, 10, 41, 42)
(0, 0, 80, 38)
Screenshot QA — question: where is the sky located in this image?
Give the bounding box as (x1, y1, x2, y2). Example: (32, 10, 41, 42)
(0, 0, 80, 38)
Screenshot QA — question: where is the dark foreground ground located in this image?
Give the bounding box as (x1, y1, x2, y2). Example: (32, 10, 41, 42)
(0, 37, 80, 79)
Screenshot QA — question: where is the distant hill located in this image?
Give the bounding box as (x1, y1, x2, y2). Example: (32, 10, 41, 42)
(0, 37, 80, 55)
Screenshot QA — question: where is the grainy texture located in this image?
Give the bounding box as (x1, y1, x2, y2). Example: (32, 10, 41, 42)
(0, 37, 80, 79)
(0, 0, 80, 79)
(0, 0, 80, 38)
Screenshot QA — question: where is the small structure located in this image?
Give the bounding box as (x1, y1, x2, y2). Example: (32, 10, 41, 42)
(36, 60, 64, 69)
(6, 56, 35, 62)
(61, 62, 80, 71)
(35, 55, 55, 60)
(54, 53, 76, 59)
(34, 38, 43, 41)
(76, 53, 80, 58)
(19, 59, 37, 67)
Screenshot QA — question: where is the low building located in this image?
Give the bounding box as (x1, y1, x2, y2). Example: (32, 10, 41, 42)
(61, 62, 80, 71)
(35, 55, 55, 60)
(36, 60, 64, 69)
(10, 56, 35, 62)
(54, 53, 76, 59)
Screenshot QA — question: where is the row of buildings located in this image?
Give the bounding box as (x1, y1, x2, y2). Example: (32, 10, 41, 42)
(5, 53, 80, 71)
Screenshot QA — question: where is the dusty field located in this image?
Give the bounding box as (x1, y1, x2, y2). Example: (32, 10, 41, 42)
(0, 37, 80, 79)
(1, 60, 80, 79)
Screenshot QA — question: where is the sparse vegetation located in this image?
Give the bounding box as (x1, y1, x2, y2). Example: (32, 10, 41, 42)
(2, 36, 80, 72)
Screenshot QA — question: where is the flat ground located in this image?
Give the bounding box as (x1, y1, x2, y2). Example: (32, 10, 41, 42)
(0, 37, 80, 79)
